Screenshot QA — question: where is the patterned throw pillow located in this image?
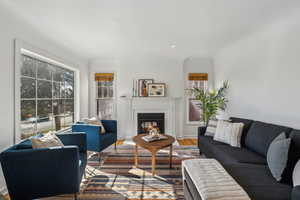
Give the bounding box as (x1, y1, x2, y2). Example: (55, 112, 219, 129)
(204, 120, 218, 137)
(213, 120, 244, 147)
(31, 132, 64, 149)
(85, 117, 106, 134)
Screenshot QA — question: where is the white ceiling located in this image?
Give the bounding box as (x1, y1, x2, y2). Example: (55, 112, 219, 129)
(2, 0, 300, 60)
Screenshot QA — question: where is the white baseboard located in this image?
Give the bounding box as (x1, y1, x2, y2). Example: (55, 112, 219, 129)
(0, 186, 7, 196)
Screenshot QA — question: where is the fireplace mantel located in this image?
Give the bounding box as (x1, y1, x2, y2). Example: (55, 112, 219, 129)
(119, 97, 180, 138)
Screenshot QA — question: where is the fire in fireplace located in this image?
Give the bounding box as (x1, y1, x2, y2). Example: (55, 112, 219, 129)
(137, 113, 165, 134)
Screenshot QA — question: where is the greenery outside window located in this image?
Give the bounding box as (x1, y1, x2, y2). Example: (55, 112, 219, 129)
(20, 54, 75, 139)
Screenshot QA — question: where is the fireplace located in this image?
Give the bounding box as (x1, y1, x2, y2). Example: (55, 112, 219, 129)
(137, 113, 165, 134)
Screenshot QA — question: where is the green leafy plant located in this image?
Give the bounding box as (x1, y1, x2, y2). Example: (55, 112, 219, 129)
(187, 81, 229, 127)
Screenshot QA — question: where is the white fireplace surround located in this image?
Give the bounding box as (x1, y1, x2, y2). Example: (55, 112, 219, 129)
(122, 97, 179, 139)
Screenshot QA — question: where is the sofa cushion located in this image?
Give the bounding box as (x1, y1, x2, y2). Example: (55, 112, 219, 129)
(223, 163, 292, 200)
(281, 130, 300, 185)
(198, 135, 227, 158)
(199, 135, 266, 165)
(211, 144, 267, 165)
(245, 121, 292, 157)
(230, 117, 254, 147)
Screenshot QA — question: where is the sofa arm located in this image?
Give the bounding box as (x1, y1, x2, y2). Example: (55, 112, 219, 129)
(57, 132, 87, 153)
(292, 186, 300, 200)
(102, 120, 117, 133)
(198, 126, 207, 136)
(0, 146, 80, 199)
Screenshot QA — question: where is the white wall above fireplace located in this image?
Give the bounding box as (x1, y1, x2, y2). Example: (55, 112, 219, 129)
(118, 97, 180, 139)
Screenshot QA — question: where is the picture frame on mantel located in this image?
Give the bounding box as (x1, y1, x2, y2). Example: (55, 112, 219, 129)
(138, 79, 153, 97)
(148, 83, 166, 97)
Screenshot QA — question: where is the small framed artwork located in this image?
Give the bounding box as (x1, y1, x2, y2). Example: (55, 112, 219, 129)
(187, 98, 202, 124)
(138, 79, 153, 97)
(148, 83, 166, 97)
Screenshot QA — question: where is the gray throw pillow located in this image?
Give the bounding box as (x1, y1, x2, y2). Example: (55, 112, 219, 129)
(267, 133, 291, 181)
(293, 159, 300, 186)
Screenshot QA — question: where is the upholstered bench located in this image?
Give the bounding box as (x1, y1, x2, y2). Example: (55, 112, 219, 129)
(182, 159, 250, 200)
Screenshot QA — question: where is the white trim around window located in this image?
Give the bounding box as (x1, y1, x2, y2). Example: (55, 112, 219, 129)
(14, 39, 80, 143)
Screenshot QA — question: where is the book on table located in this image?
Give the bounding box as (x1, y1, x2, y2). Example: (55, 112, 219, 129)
(142, 134, 168, 142)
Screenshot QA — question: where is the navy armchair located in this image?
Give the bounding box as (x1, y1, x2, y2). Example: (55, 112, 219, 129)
(0, 132, 87, 200)
(72, 120, 117, 153)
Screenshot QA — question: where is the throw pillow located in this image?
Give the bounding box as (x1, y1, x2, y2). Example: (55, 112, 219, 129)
(204, 120, 218, 137)
(228, 122, 244, 147)
(213, 120, 244, 147)
(267, 133, 291, 182)
(31, 132, 64, 149)
(293, 159, 300, 186)
(85, 117, 106, 134)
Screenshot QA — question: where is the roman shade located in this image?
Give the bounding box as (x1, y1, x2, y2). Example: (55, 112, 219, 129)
(95, 73, 114, 82)
(188, 73, 208, 81)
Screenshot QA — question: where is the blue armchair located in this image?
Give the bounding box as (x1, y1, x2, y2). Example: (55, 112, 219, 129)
(72, 120, 117, 153)
(0, 132, 87, 200)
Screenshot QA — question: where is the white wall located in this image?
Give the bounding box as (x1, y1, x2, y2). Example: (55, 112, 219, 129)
(89, 56, 215, 139)
(0, 6, 89, 191)
(214, 10, 300, 129)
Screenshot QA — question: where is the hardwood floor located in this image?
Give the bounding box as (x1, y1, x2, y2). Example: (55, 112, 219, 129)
(1, 138, 197, 200)
(177, 138, 197, 145)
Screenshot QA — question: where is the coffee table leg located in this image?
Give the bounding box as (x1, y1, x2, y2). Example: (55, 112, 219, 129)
(152, 153, 156, 176)
(169, 144, 173, 168)
(135, 144, 138, 167)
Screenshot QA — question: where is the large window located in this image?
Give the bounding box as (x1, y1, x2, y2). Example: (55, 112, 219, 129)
(95, 73, 115, 120)
(186, 73, 208, 124)
(20, 54, 75, 139)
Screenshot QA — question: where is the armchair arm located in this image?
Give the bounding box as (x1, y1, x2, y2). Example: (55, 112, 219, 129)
(0, 146, 80, 199)
(292, 186, 300, 200)
(198, 126, 207, 136)
(57, 132, 87, 153)
(102, 120, 117, 133)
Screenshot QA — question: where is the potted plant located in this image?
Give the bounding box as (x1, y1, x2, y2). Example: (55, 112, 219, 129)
(187, 81, 229, 127)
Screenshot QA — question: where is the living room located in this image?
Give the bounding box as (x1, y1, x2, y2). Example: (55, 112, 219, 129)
(0, 0, 300, 200)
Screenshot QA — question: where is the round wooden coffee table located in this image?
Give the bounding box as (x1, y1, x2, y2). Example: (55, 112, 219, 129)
(133, 134, 175, 176)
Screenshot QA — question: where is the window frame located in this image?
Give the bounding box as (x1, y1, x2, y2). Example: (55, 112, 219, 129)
(89, 70, 117, 120)
(14, 39, 80, 143)
(185, 74, 208, 125)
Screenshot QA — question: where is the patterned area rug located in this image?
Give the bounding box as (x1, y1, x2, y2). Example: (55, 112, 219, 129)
(44, 144, 200, 200)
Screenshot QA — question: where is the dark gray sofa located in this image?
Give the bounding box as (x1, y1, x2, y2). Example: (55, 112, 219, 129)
(184, 117, 300, 200)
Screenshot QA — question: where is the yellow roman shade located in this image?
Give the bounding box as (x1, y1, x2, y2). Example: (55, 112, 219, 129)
(95, 73, 114, 82)
(188, 73, 208, 81)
